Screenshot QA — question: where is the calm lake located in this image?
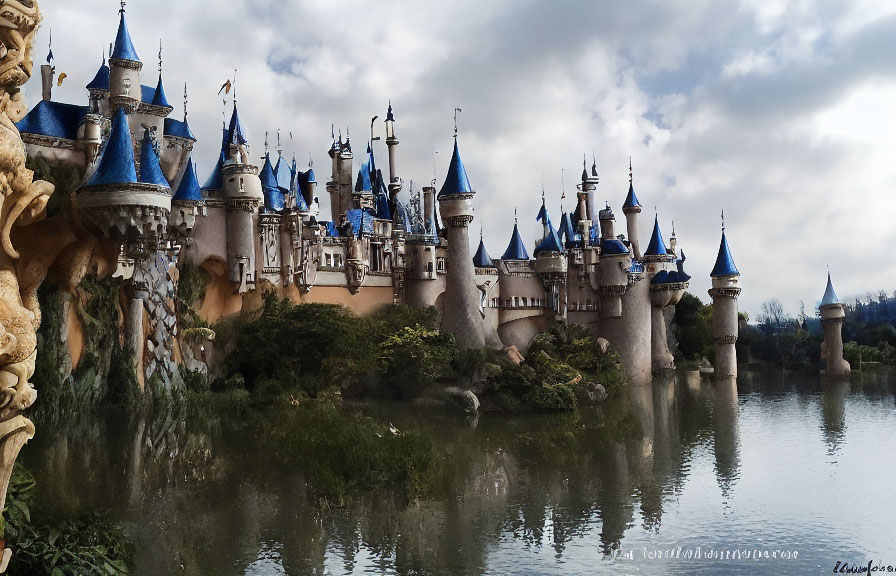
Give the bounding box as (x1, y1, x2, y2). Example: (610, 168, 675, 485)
(21, 368, 896, 575)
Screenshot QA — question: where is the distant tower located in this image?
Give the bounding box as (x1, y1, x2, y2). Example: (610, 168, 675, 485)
(622, 158, 643, 259)
(384, 102, 402, 201)
(709, 218, 741, 380)
(437, 138, 484, 347)
(644, 215, 676, 372)
(819, 272, 850, 379)
(108, 3, 142, 113)
(222, 103, 264, 293)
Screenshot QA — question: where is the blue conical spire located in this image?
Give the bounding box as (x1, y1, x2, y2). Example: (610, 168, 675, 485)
(473, 234, 494, 267)
(437, 140, 474, 198)
(86, 108, 137, 186)
(227, 103, 248, 147)
(643, 215, 668, 256)
(152, 74, 170, 107)
(501, 222, 530, 260)
(260, 154, 284, 212)
(86, 53, 110, 91)
(138, 128, 169, 187)
(534, 219, 563, 255)
(202, 128, 227, 191)
(821, 271, 839, 306)
(623, 183, 641, 210)
(676, 250, 692, 282)
(710, 231, 739, 277)
(111, 8, 140, 62)
(536, 197, 548, 223)
(386, 101, 395, 122)
(623, 158, 641, 210)
(259, 153, 277, 189)
(173, 157, 203, 202)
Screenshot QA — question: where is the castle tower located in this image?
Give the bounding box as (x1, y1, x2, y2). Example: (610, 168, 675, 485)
(596, 206, 631, 319)
(170, 156, 203, 238)
(108, 4, 142, 113)
(222, 103, 263, 292)
(820, 272, 850, 379)
(708, 221, 741, 380)
(622, 158, 643, 259)
(438, 139, 484, 347)
(574, 159, 597, 239)
(644, 216, 675, 372)
(385, 102, 402, 201)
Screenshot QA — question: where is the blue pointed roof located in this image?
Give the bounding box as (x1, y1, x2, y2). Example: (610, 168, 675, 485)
(600, 238, 629, 255)
(558, 212, 577, 247)
(173, 157, 203, 202)
(651, 270, 670, 285)
(260, 153, 277, 189)
(473, 237, 494, 267)
(710, 231, 740, 277)
(260, 154, 284, 212)
(676, 251, 692, 283)
(501, 223, 530, 260)
(138, 129, 170, 187)
(386, 102, 395, 122)
(644, 215, 668, 256)
(534, 220, 563, 255)
(152, 75, 171, 107)
(274, 156, 292, 191)
(326, 221, 340, 237)
(821, 272, 839, 306)
(85, 107, 137, 187)
(86, 61, 110, 91)
(227, 104, 248, 147)
(437, 140, 474, 199)
(111, 10, 140, 62)
(376, 191, 392, 220)
(355, 162, 373, 192)
(623, 183, 641, 210)
(536, 200, 548, 223)
(16, 100, 88, 141)
(346, 208, 375, 237)
(164, 118, 196, 141)
(202, 128, 227, 191)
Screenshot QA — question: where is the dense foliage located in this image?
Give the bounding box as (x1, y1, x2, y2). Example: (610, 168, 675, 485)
(671, 293, 714, 363)
(483, 323, 626, 411)
(4, 464, 134, 575)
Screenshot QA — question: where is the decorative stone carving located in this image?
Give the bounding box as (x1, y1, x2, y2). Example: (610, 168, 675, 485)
(0, 0, 49, 569)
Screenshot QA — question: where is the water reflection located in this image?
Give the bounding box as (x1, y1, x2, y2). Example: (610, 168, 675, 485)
(20, 367, 896, 575)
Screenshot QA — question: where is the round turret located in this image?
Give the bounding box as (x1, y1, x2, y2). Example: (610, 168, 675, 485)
(108, 7, 142, 112)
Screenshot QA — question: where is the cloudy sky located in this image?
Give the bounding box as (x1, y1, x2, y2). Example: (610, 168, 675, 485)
(29, 0, 896, 317)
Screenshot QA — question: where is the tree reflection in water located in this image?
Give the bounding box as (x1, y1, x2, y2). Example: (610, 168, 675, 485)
(18, 367, 894, 575)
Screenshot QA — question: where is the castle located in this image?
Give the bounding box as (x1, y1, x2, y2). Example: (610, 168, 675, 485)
(17, 5, 744, 388)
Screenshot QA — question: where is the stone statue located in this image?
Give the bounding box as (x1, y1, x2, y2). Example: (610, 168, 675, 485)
(0, 0, 51, 569)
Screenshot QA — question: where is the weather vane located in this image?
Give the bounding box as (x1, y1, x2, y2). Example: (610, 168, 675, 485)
(183, 82, 188, 121)
(721, 209, 726, 231)
(158, 40, 163, 73)
(120, 1, 126, 14)
(629, 157, 633, 185)
(454, 107, 462, 138)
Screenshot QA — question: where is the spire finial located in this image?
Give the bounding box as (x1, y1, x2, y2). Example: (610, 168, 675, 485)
(454, 107, 462, 138)
(481, 226, 484, 240)
(629, 156, 633, 185)
(232, 69, 238, 103)
(263, 131, 269, 158)
(47, 29, 53, 67)
(514, 207, 518, 224)
(561, 168, 566, 201)
(721, 209, 725, 232)
(120, 0, 126, 14)
(671, 220, 676, 237)
(102, 47, 106, 66)
(158, 40, 163, 74)
(183, 82, 188, 122)
(277, 129, 282, 157)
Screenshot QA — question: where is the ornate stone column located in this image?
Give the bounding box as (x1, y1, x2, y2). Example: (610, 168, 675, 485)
(0, 1, 51, 570)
